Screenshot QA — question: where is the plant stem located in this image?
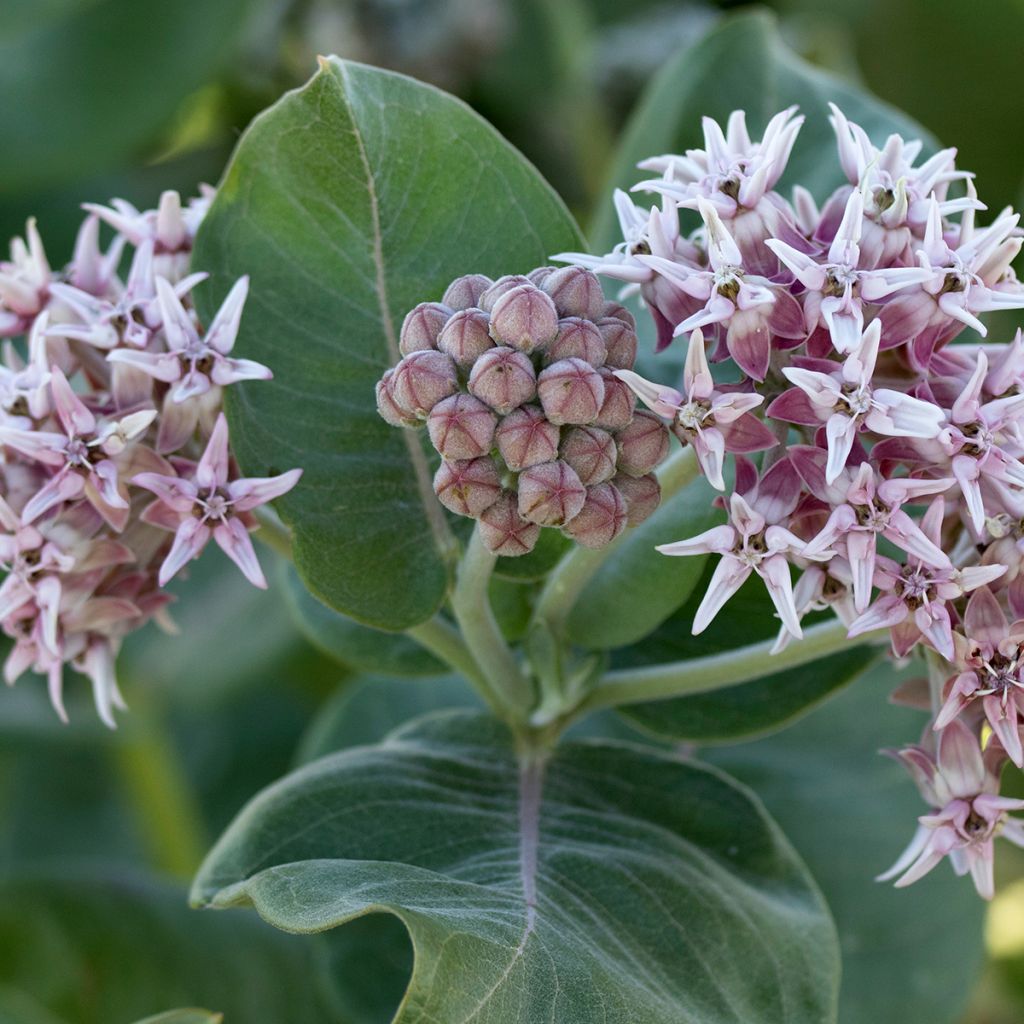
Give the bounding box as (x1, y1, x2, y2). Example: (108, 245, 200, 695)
(579, 618, 871, 713)
(531, 445, 699, 634)
(253, 505, 294, 560)
(406, 615, 490, 691)
(450, 526, 534, 719)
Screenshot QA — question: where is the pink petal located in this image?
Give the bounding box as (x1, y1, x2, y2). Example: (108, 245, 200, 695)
(196, 414, 230, 489)
(159, 518, 212, 585)
(213, 518, 266, 588)
(229, 469, 303, 511)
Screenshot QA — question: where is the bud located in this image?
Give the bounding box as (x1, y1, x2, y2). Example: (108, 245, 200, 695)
(594, 368, 636, 430)
(427, 394, 498, 460)
(595, 317, 638, 370)
(541, 265, 605, 320)
(527, 266, 557, 287)
(560, 426, 617, 486)
(437, 308, 495, 366)
(478, 491, 541, 556)
(468, 346, 537, 415)
(443, 274, 493, 311)
(433, 457, 502, 517)
(616, 410, 670, 476)
(375, 369, 419, 427)
(488, 284, 559, 353)
(478, 275, 533, 313)
(517, 460, 586, 526)
(614, 472, 661, 526)
(562, 482, 628, 548)
(391, 350, 459, 417)
(399, 301, 451, 355)
(545, 317, 607, 366)
(537, 357, 605, 426)
(495, 405, 560, 471)
(601, 301, 636, 330)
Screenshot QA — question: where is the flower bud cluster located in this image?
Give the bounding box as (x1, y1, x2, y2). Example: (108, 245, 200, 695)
(376, 266, 670, 554)
(0, 191, 300, 726)
(557, 105, 1024, 898)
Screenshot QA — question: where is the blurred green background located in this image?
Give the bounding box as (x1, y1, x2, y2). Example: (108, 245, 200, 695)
(3, 1, 1024, 1021)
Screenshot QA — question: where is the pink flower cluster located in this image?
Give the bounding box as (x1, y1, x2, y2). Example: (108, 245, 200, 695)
(556, 105, 1024, 898)
(0, 192, 300, 726)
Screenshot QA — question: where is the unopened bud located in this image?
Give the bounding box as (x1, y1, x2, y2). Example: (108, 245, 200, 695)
(537, 357, 605, 426)
(614, 472, 661, 526)
(375, 369, 418, 427)
(488, 284, 559, 353)
(399, 301, 451, 355)
(468, 346, 537, 415)
(437, 308, 494, 366)
(478, 275, 533, 312)
(433, 457, 502, 517)
(616, 410, 670, 476)
(541, 265, 605, 320)
(479, 491, 541, 556)
(391, 350, 459, 417)
(560, 426, 617, 486)
(595, 317, 638, 370)
(528, 266, 557, 287)
(601, 301, 636, 329)
(594, 368, 636, 430)
(443, 274, 493, 311)
(427, 394, 498, 460)
(518, 460, 586, 526)
(495, 405, 560, 471)
(545, 317, 607, 366)
(562, 482, 627, 548)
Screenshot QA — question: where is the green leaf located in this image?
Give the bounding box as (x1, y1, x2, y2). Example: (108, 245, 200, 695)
(613, 568, 876, 742)
(706, 667, 986, 1024)
(565, 466, 720, 649)
(0, 873, 338, 1024)
(0, 0, 256, 193)
(281, 565, 443, 677)
(192, 58, 584, 630)
(130, 1011, 222, 1024)
(194, 711, 839, 1024)
(591, 10, 936, 250)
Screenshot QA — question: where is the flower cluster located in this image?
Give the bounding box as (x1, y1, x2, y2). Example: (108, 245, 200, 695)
(0, 192, 300, 726)
(555, 105, 1024, 898)
(376, 267, 670, 554)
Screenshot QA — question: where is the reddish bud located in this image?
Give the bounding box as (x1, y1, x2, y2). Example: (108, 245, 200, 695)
(391, 350, 459, 417)
(375, 369, 419, 427)
(562, 482, 628, 548)
(495, 405, 560, 471)
(488, 284, 559, 353)
(560, 426, 617, 486)
(595, 317, 638, 370)
(427, 394, 498, 460)
(537, 357, 605, 426)
(545, 317, 607, 366)
(614, 472, 661, 526)
(443, 274, 493, 311)
(437, 308, 495, 366)
(601, 301, 636, 329)
(594, 368, 636, 430)
(616, 410, 670, 476)
(518, 460, 587, 526)
(399, 301, 451, 355)
(468, 346, 537, 415)
(478, 275, 533, 312)
(478, 491, 541, 556)
(541, 265, 605, 320)
(433, 457, 502, 517)
(527, 266, 557, 287)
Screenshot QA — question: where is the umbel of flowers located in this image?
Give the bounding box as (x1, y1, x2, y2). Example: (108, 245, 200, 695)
(0, 192, 301, 727)
(379, 104, 1024, 900)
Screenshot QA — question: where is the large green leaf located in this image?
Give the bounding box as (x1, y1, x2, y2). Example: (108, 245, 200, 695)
(707, 667, 986, 1024)
(0, 0, 256, 193)
(0, 873, 337, 1024)
(591, 11, 935, 250)
(194, 711, 839, 1024)
(193, 58, 583, 630)
(613, 569, 876, 742)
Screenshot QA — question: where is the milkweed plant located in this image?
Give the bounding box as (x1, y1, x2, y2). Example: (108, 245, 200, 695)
(5, 16, 1024, 1024)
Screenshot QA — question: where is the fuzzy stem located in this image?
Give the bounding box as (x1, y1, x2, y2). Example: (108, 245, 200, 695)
(450, 527, 534, 719)
(406, 615, 491, 692)
(579, 618, 869, 713)
(531, 445, 699, 635)
(253, 505, 294, 561)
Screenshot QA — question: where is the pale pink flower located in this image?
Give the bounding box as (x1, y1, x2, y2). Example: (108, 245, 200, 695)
(0, 218, 52, 336)
(769, 556, 858, 654)
(0, 312, 52, 425)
